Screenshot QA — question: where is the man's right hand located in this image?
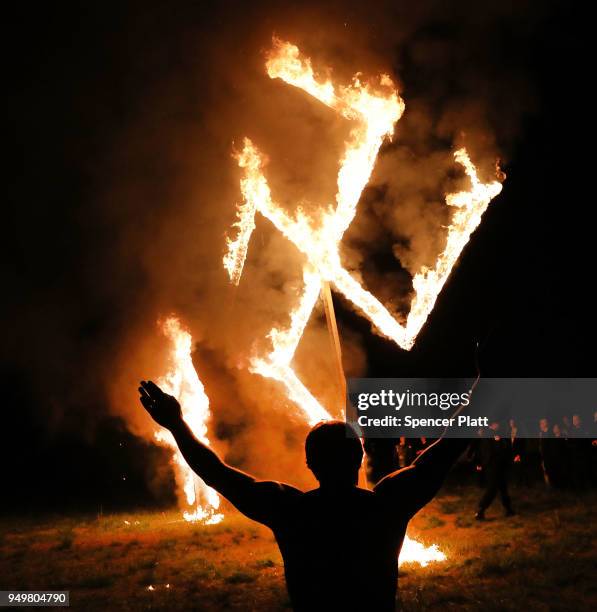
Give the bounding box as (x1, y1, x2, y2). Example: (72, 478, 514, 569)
(138, 380, 183, 430)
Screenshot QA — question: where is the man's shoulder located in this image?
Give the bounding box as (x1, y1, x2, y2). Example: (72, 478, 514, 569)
(373, 465, 416, 498)
(256, 480, 304, 498)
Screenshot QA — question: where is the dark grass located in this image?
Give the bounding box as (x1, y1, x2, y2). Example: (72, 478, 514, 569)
(1, 486, 595, 611)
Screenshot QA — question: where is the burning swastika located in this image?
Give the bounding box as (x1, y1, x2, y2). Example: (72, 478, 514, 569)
(224, 38, 503, 424)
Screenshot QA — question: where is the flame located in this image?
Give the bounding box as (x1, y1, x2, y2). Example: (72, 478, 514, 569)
(250, 267, 330, 424)
(152, 319, 445, 561)
(404, 148, 502, 344)
(265, 37, 336, 107)
(218, 39, 504, 562)
(399, 534, 447, 567)
(151, 318, 446, 565)
(154, 316, 223, 524)
(223, 39, 503, 421)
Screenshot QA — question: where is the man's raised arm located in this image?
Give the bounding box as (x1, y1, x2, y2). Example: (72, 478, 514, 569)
(374, 398, 474, 518)
(138, 380, 298, 524)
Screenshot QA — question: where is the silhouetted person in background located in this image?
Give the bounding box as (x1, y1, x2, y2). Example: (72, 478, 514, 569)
(539, 417, 553, 486)
(568, 414, 591, 489)
(473, 421, 515, 520)
(571, 414, 585, 436)
(139, 380, 470, 611)
(364, 438, 400, 486)
(541, 423, 568, 488)
(561, 415, 571, 438)
(397, 437, 416, 468)
(470, 428, 487, 488)
(509, 418, 530, 487)
(413, 436, 432, 458)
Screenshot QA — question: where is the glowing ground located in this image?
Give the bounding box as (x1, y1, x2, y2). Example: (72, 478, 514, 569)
(1, 487, 595, 611)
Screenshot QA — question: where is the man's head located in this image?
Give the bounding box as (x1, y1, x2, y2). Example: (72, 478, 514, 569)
(539, 418, 549, 433)
(572, 414, 582, 428)
(305, 421, 363, 487)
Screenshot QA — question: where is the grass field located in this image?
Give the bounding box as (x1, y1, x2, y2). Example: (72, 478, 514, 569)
(1, 486, 595, 611)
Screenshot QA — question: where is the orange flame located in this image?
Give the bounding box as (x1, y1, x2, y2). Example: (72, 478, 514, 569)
(154, 317, 223, 524)
(220, 39, 502, 563)
(224, 39, 502, 421)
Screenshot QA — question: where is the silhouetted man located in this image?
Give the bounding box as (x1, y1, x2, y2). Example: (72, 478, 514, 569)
(139, 380, 470, 611)
(568, 414, 591, 489)
(538, 423, 567, 488)
(363, 438, 400, 486)
(539, 417, 555, 486)
(473, 421, 515, 520)
(509, 418, 530, 487)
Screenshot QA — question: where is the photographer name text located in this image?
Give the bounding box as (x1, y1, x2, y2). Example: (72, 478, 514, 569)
(356, 415, 488, 429)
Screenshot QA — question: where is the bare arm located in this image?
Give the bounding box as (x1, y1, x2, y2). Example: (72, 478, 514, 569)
(375, 383, 478, 517)
(139, 380, 299, 523)
(375, 437, 469, 518)
(169, 418, 257, 495)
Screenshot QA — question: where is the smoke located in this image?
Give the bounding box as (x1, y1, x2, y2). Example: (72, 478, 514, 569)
(7, 0, 540, 494)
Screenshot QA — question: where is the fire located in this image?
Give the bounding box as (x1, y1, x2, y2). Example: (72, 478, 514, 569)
(151, 318, 443, 567)
(219, 39, 503, 564)
(154, 317, 223, 524)
(400, 534, 446, 567)
(224, 39, 503, 420)
(250, 267, 330, 424)
(404, 148, 502, 344)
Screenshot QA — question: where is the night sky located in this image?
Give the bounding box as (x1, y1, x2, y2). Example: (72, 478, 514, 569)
(4, 1, 592, 512)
